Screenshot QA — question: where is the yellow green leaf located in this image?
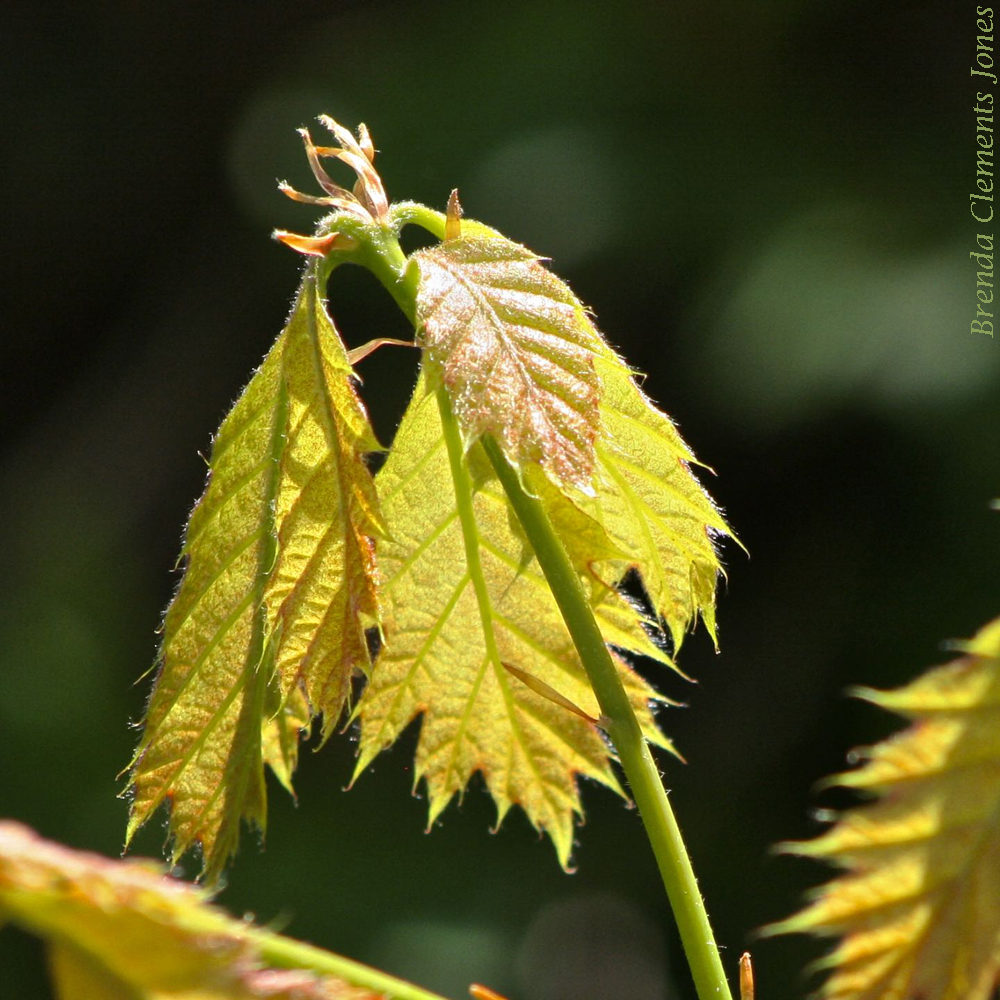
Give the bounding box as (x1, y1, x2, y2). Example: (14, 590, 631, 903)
(354, 374, 675, 866)
(261, 681, 311, 796)
(49, 940, 141, 1000)
(0, 822, 387, 1000)
(127, 268, 381, 880)
(764, 616, 1000, 1000)
(584, 355, 734, 650)
(261, 270, 382, 738)
(409, 235, 606, 492)
(409, 227, 732, 652)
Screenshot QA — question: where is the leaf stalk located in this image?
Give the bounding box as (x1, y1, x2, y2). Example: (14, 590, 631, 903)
(249, 924, 454, 1000)
(480, 434, 733, 1000)
(341, 217, 734, 1000)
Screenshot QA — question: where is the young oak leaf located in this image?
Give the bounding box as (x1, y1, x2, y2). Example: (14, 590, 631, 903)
(127, 268, 381, 880)
(261, 271, 383, 738)
(353, 374, 676, 866)
(409, 225, 732, 652)
(0, 822, 387, 1000)
(764, 615, 1000, 1000)
(584, 355, 733, 651)
(408, 235, 606, 493)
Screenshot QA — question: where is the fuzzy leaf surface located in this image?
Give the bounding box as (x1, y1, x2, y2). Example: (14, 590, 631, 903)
(354, 375, 675, 865)
(410, 228, 731, 652)
(409, 235, 606, 492)
(584, 356, 732, 650)
(0, 822, 385, 1000)
(766, 616, 1000, 1000)
(127, 269, 380, 880)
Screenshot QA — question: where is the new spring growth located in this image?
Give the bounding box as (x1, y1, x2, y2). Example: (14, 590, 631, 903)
(274, 117, 388, 255)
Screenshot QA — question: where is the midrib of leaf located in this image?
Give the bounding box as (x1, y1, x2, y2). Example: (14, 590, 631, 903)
(305, 273, 349, 486)
(436, 385, 502, 667)
(261, 267, 384, 739)
(433, 384, 552, 810)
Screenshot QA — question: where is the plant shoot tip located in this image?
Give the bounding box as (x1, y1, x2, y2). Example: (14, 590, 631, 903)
(445, 188, 463, 240)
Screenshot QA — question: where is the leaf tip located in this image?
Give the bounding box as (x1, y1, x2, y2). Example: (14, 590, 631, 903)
(445, 188, 463, 240)
(273, 229, 353, 257)
(738, 951, 755, 1000)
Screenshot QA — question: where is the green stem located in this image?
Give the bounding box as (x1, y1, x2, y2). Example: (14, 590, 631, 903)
(390, 200, 447, 240)
(480, 435, 733, 1000)
(341, 219, 733, 1000)
(435, 388, 506, 671)
(249, 925, 452, 1000)
(322, 221, 418, 324)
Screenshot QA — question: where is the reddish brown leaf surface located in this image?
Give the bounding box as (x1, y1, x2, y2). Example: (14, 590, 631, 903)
(410, 236, 606, 492)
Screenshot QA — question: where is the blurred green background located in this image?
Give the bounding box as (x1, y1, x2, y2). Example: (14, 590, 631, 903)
(1, 2, 997, 998)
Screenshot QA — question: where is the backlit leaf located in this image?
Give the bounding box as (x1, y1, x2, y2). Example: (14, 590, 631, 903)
(127, 267, 381, 880)
(765, 616, 1000, 1000)
(354, 374, 676, 866)
(0, 822, 388, 1000)
(409, 228, 732, 651)
(261, 682, 311, 796)
(261, 272, 382, 737)
(585, 355, 733, 650)
(409, 235, 606, 493)
(127, 115, 735, 881)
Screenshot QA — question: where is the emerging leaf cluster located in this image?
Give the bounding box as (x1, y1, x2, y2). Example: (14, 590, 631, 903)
(125, 119, 733, 880)
(768, 615, 1000, 1000)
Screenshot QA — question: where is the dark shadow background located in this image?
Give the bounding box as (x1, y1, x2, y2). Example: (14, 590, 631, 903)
(1, 2, 997, 998)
